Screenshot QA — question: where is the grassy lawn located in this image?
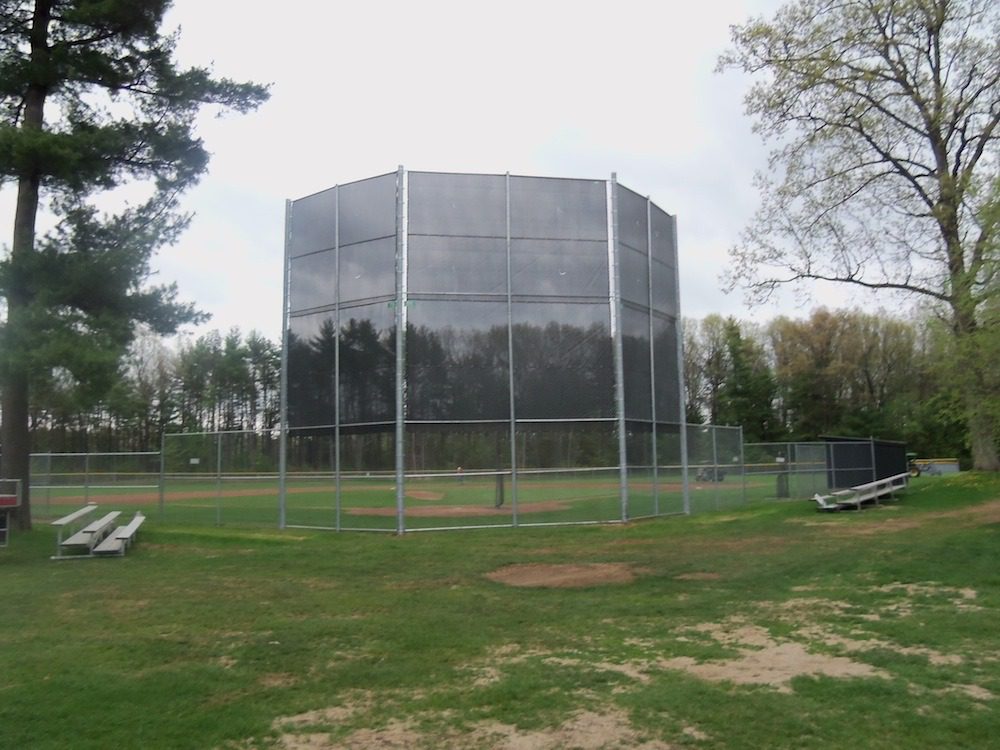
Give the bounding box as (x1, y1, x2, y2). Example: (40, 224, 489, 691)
(1, 473, 998, 748)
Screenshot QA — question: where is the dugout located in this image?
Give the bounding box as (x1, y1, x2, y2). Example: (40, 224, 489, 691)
(280, 169, 692, 532)
(822, 436, 908, 489)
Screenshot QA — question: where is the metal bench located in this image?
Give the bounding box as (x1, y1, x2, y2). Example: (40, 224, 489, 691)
(813, 489, 862, 512)
(51, 504, 99, 557)
(850, 472, 910, 505)
(93, 513, 146, 557)
(55, 510, 121, 559)
(813, 472, 909, 513)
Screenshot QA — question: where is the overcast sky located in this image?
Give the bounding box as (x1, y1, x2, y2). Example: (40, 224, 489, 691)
(2, 0, 888, 343)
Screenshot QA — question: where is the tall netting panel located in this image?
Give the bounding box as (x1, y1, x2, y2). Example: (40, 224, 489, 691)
(509, 175, 617, 525)
(282, 170, 699, 531)
(617, 185, 654, 518)
(403, 172, 512, 529)
(284, 173, 398, 530)
(649, 203, 683, 518)
(334, 300, 396, 532)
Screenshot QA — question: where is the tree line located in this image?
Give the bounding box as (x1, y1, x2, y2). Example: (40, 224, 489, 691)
(683, 307, 995, 464)
(21, 303, 992, 467)
(29, 328, 281, 454)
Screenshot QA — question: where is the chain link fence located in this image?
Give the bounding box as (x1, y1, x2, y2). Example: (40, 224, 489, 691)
(742, 439, 904, 502)
(19, 424, 755, 528)
(685, 424, 746, 514)
(29, 451, 161, 516)
(160, 430, 282, 526)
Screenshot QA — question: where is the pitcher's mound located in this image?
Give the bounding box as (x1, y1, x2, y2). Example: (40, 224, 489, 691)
(405, 490, 445, 501)
(486, 563, 636, 588)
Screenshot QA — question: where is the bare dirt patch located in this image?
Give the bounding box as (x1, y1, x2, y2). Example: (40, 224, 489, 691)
(467, 708, 672, 749)
(796, 625, 962, 666)
(870, 581, 982, 614)
(683, 725, 710, 741)
(948, 683, 995, 702)
(274, 720, 422, 749)
(659, 621, 889, 693)
(259, 673, 299, 688)
(486, 562, 637, 588)
(271, 709, 672, 750)
(760, 592, 967, 665)
(275, 693, 371, 729)
(545, 656, 653, 684)
(272, 683, 671, 750)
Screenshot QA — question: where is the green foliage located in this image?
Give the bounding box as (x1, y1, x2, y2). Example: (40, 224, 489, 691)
(0, 0, 268, 193)
(0, 1, 269, 521)
(717, 317, 781, 442)
(683, 307, 980, 460)
(0, 194, 204, 393)
(720, 0, 1000, 467)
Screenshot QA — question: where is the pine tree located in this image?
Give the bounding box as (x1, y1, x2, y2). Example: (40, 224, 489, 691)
(0, 1, 269, 527)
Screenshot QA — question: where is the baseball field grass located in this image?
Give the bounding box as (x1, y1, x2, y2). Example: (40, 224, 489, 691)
(28, 468, 754, 530)
(1, 473, 998, 748)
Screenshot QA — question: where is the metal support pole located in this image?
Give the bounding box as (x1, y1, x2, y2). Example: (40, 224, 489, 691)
(334, 186, 342, 531)
(394, 166, 408, 535)
(278, 199, 292, 529)
(84, 453, 90, 504)
(216, 434, 222, 526)
(506, 172, 518, 527)
(869, 436, 877, 483)
(44, 453, 52, 515)
(712, 426, 720, 511)
(607, 175, 629, 521)
(158, 433, 166, 520)
(671, 215, 690, 514)
(739, 426, 746, 505)
(646, 197, 658, 515)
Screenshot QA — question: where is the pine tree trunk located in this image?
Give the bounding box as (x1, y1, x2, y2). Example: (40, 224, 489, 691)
(0, 1, 53, 530)
(0, 369, 31, 530)
(2, 170, 41, 531)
